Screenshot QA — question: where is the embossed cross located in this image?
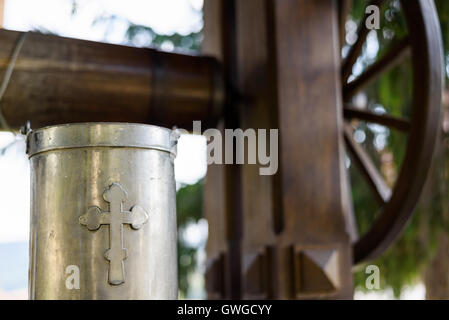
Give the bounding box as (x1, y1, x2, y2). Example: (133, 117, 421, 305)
(79, 183, 149, 285)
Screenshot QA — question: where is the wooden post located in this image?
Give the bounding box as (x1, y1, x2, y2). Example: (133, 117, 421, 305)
(273, 0, 353, 299)
(202, 0, 242, 299)
(203, 0, 354, 299)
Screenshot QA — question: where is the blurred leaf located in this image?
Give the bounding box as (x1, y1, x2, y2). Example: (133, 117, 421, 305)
(176, 181, 203, 297)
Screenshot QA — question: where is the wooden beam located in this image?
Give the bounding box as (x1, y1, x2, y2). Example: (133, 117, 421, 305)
(203, 0, 242, 299)
(274, 0, 353, 299)
(0, 30, 223, 131)
(203, 0, 355, 300)
(234, 0, 279, 299)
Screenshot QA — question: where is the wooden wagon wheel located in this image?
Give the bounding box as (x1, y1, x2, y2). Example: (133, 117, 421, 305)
(338, 0, 444, 264)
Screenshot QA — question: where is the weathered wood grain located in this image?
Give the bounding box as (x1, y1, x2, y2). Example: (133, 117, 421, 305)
(0, 29, 222, 130)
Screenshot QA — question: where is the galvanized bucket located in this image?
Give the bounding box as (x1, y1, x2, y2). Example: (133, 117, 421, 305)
(26, 123, 178, 300)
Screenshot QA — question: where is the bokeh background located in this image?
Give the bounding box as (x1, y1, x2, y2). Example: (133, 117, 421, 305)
(1, 0, 449, 300)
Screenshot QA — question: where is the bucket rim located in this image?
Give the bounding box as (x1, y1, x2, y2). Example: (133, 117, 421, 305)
(26, 122, 178, 158)
(30, 121, 173, 133)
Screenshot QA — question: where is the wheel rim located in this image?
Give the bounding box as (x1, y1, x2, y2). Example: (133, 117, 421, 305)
(339, 0, 444, 264)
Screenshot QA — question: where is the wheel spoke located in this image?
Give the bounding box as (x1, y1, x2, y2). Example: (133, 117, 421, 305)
(343, 37, 411, 99)
(344, 123, 392, 205)
(341, 0, 387, 83)
(344, 104, 411, 132)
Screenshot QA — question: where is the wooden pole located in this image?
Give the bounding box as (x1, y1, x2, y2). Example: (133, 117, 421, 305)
(0, 30, 223, 131)
(202, 0, 243, 299)
(273, 0, 353, 299)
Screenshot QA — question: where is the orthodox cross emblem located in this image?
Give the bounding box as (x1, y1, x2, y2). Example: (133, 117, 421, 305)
(79, 183, 149, 285)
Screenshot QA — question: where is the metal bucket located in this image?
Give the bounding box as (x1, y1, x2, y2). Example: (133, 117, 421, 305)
(26, 123, 178, 300)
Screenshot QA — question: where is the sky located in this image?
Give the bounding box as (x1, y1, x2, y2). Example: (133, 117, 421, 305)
(4, 0, 204, 43)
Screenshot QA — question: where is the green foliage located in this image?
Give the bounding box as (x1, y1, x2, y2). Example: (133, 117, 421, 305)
(176, 181, 204, 297)
(126, 24, 202, 52)
(92, 14, 202, 52)
(436, 0, 449, 59)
